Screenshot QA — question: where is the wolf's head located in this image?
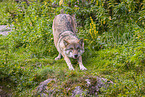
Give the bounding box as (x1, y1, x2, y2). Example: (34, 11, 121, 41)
(63, 39, 84, 59)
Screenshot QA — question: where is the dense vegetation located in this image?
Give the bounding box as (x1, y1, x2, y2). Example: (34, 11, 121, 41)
(0, 0, 144, 96)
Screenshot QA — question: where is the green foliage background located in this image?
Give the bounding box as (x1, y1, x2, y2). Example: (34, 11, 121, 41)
(0, 0, 145, 96)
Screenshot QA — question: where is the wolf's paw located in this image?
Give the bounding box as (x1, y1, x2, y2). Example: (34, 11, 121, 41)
(69, 67, 75, 70)
(80, 66, 87, 70)
(55, 57, 61, 60)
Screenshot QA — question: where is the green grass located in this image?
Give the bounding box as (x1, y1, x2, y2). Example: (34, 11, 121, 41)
(1, 35, 144, 96)
(0, 0, 145, 96)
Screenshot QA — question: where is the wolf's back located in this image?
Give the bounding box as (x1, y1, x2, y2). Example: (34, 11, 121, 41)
(53, 14, 76, 46)
(53, 14, 75, 35)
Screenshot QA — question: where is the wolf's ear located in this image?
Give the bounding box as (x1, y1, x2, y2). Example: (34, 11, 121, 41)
(78, 39, 84, 47)
(63, 40, 69, 47)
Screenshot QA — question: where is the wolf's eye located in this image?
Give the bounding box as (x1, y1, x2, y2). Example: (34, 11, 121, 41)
(77, 47, 80, 52)
(70, 48, 73, 51)
(77, 47, 80, 50)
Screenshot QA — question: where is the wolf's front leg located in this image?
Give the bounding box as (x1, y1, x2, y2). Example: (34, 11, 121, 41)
(78, 56, 87, 70)
(64, 56, 74, 70)
(55, 53, 62, 60)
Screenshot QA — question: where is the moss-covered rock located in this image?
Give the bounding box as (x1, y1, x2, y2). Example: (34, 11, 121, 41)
(33, 74, 113, 97)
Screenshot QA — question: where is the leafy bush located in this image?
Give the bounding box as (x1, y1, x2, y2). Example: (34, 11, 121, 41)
(0, 0, 19, 25)
(7, 1, 57, 58)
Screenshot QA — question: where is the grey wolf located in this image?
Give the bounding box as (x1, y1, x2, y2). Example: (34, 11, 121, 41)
(52, 14, 87, 70)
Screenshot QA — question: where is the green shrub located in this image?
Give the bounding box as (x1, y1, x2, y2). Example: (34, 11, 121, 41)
(7, 1, 57, 58)
(0, 0, 18, 24)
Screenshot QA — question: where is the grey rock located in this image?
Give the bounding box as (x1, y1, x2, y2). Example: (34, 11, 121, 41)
(72, 86, 86, 97)
(0, 25, 13, 35)
(34, 76, 113, 97)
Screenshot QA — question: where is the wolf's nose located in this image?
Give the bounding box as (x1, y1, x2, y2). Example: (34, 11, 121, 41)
(74, 54, 78, 58)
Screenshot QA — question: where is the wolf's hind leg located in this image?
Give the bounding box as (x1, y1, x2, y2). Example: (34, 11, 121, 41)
(55, 53, 62, 60)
